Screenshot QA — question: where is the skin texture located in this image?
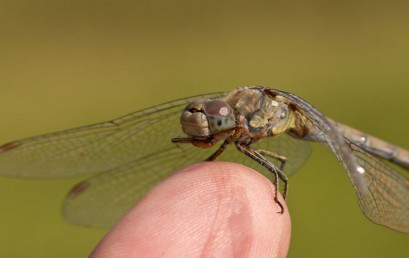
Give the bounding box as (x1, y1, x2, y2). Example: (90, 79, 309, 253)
(91, 162, 291, 258)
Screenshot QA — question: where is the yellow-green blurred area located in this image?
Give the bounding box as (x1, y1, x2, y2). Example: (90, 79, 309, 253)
(0, 0, 408, 257)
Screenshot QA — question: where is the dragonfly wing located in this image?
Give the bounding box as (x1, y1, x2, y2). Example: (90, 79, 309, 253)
(63, 143, 214, 227)
(267, 88, 409, 232)
(0, 93, 226, 178)
(311, 119, 409, 232)
(346, 141, 409, 233)
(63, 133, 311, 227)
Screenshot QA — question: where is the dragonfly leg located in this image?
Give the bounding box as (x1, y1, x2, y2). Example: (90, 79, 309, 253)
(253, 148, 287, 170)
(206, 140, 229, 161)
(251, 148, 289, 198)
(206, 127, 242, 161)
(235, 143, 286, 214)
(171, 137, 217, 148)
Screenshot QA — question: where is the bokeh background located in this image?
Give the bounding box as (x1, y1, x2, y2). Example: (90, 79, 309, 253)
(0, 0, 408, 257)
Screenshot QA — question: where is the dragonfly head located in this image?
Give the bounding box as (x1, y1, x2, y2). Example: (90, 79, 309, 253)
(180, 99, 235, 138)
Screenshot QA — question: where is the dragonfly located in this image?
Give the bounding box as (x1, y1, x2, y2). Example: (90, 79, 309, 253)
(0, 86, 408, 232)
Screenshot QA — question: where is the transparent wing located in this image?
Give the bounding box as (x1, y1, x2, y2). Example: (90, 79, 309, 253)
(63, 133, 311, 227)
(347, 141, 409, 233)
(313, 118, 409, 233)
(0, 93, 226, 178)
(269, 88, 409, 233)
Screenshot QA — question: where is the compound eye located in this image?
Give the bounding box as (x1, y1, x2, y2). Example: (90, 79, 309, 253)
(203, 100, 235, 134)
(203, 100, 232, 117)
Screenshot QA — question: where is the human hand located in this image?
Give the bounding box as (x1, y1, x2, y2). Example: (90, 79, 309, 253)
(91, 162, 291, 258)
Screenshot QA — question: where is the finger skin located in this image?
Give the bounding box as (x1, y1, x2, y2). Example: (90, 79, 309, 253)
(91, 162, 291, 258)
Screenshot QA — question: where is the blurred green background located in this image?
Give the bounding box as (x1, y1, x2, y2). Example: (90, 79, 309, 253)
(0, 0, 408, 257)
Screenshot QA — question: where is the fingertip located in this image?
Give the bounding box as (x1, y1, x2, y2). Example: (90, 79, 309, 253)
(92, 162, 291, 258)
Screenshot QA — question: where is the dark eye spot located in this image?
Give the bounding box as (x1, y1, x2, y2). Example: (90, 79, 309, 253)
(217, 119, 222, 126)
